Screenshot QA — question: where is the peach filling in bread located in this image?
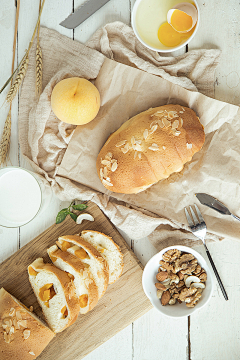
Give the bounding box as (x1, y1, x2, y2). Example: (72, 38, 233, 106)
(39, 284, 56, 307)
(75, 248, 90, 260)
(28, 266, 38, 276)
(79, 294, 88, 308)
(61, 306, 68, 318)
(61, 241, 73, 252)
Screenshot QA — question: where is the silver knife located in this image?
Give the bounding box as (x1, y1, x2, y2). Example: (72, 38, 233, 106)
(60, 0, 111, 29)
(196, 193, 240, 222)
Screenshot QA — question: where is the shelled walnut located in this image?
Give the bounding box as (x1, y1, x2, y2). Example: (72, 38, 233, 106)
(155, 249, 207, 308)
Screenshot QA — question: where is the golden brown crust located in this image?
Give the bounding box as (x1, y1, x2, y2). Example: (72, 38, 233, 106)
(0, 287, 55, 360)
(47, 247, 99, 313)
(28, 259, 80, 332)
(81, 230, 124, 284)
(58, 235, 109, 298)
(96, 104, 205, 194)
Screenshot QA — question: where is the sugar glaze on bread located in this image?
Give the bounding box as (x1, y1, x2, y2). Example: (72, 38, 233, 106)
(96, 104, 205, 194)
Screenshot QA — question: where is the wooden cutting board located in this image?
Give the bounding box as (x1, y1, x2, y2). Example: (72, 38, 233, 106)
(0, 201, 152, 360)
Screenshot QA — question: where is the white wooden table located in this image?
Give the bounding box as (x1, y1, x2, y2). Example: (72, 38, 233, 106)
(1, 1, 240, 359)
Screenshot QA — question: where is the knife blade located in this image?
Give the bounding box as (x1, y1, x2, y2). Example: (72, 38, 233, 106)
(60, 0, 111, 29)
(195, 193, 240, 222)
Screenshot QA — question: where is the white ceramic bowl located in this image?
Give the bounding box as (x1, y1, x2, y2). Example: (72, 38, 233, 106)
(142, 245, 213, 318)
(132, 0, 200, 53)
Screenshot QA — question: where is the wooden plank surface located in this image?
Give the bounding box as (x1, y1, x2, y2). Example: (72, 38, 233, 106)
(0, 201, 152, 360)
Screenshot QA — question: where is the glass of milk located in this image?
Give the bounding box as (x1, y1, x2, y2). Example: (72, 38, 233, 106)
(0, 167, 51, 228)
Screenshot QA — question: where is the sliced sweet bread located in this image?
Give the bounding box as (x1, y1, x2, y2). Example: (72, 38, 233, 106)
(28, 258, 80, 333)
(81, 230, 124, 284)
(57, 235, 109, 299)
(0, 287, 55, 360)
(47, 245, 98, 314)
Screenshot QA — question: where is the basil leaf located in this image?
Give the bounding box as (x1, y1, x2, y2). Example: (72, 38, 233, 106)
(72, 204, 88, 211)
(70, 212, 77, 222)
(56, 210, 69, 224)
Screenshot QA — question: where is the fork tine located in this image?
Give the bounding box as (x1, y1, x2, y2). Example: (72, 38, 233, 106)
(194, 204, 205, 224)
(189, 205, 199, 224)
(184, 207, 195, 226)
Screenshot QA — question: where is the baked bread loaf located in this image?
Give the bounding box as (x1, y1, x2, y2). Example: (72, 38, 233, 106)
(47, 245, 98, 314)
(28, 258, 80, 333)
(0, 287, 55, 360)
(81, 230, 124, 284)
(96, 104, 205, 194)
(57, 235, 109, 299)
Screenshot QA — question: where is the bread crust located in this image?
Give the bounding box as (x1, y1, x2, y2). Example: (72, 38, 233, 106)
(58, 235, 109, 298)
(0, 287, 55, 360)
(96, 104, 205, 194)
(28, 259, 80, 332)
(47, 246, 99, 313)
(81, 230, 124, 284)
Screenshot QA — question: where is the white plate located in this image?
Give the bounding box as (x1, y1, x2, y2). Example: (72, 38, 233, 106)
(142, 245, 214, 318)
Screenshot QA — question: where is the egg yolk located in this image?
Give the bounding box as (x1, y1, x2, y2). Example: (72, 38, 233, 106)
(158, 22, 182, 47)
(170, 9, 193, 32)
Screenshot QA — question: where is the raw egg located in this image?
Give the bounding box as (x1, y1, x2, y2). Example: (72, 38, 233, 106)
(158, 2, 198, 47)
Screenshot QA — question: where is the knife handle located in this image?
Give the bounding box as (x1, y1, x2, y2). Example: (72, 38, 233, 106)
(204, 244, 228, 301)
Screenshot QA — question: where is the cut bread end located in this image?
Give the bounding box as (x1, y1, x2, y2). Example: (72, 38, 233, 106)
(81, 230, 124, 284)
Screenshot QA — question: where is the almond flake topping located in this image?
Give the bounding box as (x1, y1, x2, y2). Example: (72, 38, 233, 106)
(102, 179, 113, 187)
(100, 168, 104, 180)
(181, 107, 185, 111)
(163, 146, 166, 150)
(179, 111, 184, 114)
(143, 129, 148, 139)
(162, 118, 171, 127)
(172, 120, 179, 129)
(9, 326, 15, 335)
(111, 162, 118, 172)
(103, 167, 108, 178)
(132, 143, 142, 152)
(173, 130, 181, 136)
(131, 136, 136, 146)
(187, 143, 192, 149)
(18, 319, 28, 328)
(149, 144, 159, 151)
(121, 142, 130, 154)
(138, 153, 142, 159)
(157, 119, 164, 128)
(23, 329, 31, 340)
(134, 151, 138, 159)
(29, 352, 35, 356)
(180, 118, 183, 126)
(149, 124, 158, 134)
(115, 140, 127, 147)
(9, 308, 15, 317)
(4, 331, 10, 344)
(106, 152, 112, 159)
(167, 111, 178, 119)
(16, 311, 22, 320)
(101, 159, 111, 166)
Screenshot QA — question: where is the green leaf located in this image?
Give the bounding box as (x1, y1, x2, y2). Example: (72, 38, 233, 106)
(72, 204, 88, 211)
(70, 212, 77, 222)
(56, 209, 69, 224)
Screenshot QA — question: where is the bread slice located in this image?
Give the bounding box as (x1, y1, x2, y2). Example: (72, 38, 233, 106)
(28, 258, 80, 333)
(57, 235, 109, 299)
(47, 245, 98, 314)
(81, 230, 124, 284)
(0, 287, 55, 360)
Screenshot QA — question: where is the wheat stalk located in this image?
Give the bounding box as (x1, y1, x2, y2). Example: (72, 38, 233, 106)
(35, 42, 43, 96)
(0, 110, 11, 166)
(6, 54, 29, 103)
(35, 0, 43, 96)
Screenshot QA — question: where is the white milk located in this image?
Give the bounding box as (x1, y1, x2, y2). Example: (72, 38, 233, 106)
(0, 168, 42, 226)
(135, 0, 194, 49)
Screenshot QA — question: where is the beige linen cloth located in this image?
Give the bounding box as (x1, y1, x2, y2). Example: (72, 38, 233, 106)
(19, 21, 234, 251)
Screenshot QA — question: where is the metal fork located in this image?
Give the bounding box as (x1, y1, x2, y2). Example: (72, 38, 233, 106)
(185, 204, 228, 301)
